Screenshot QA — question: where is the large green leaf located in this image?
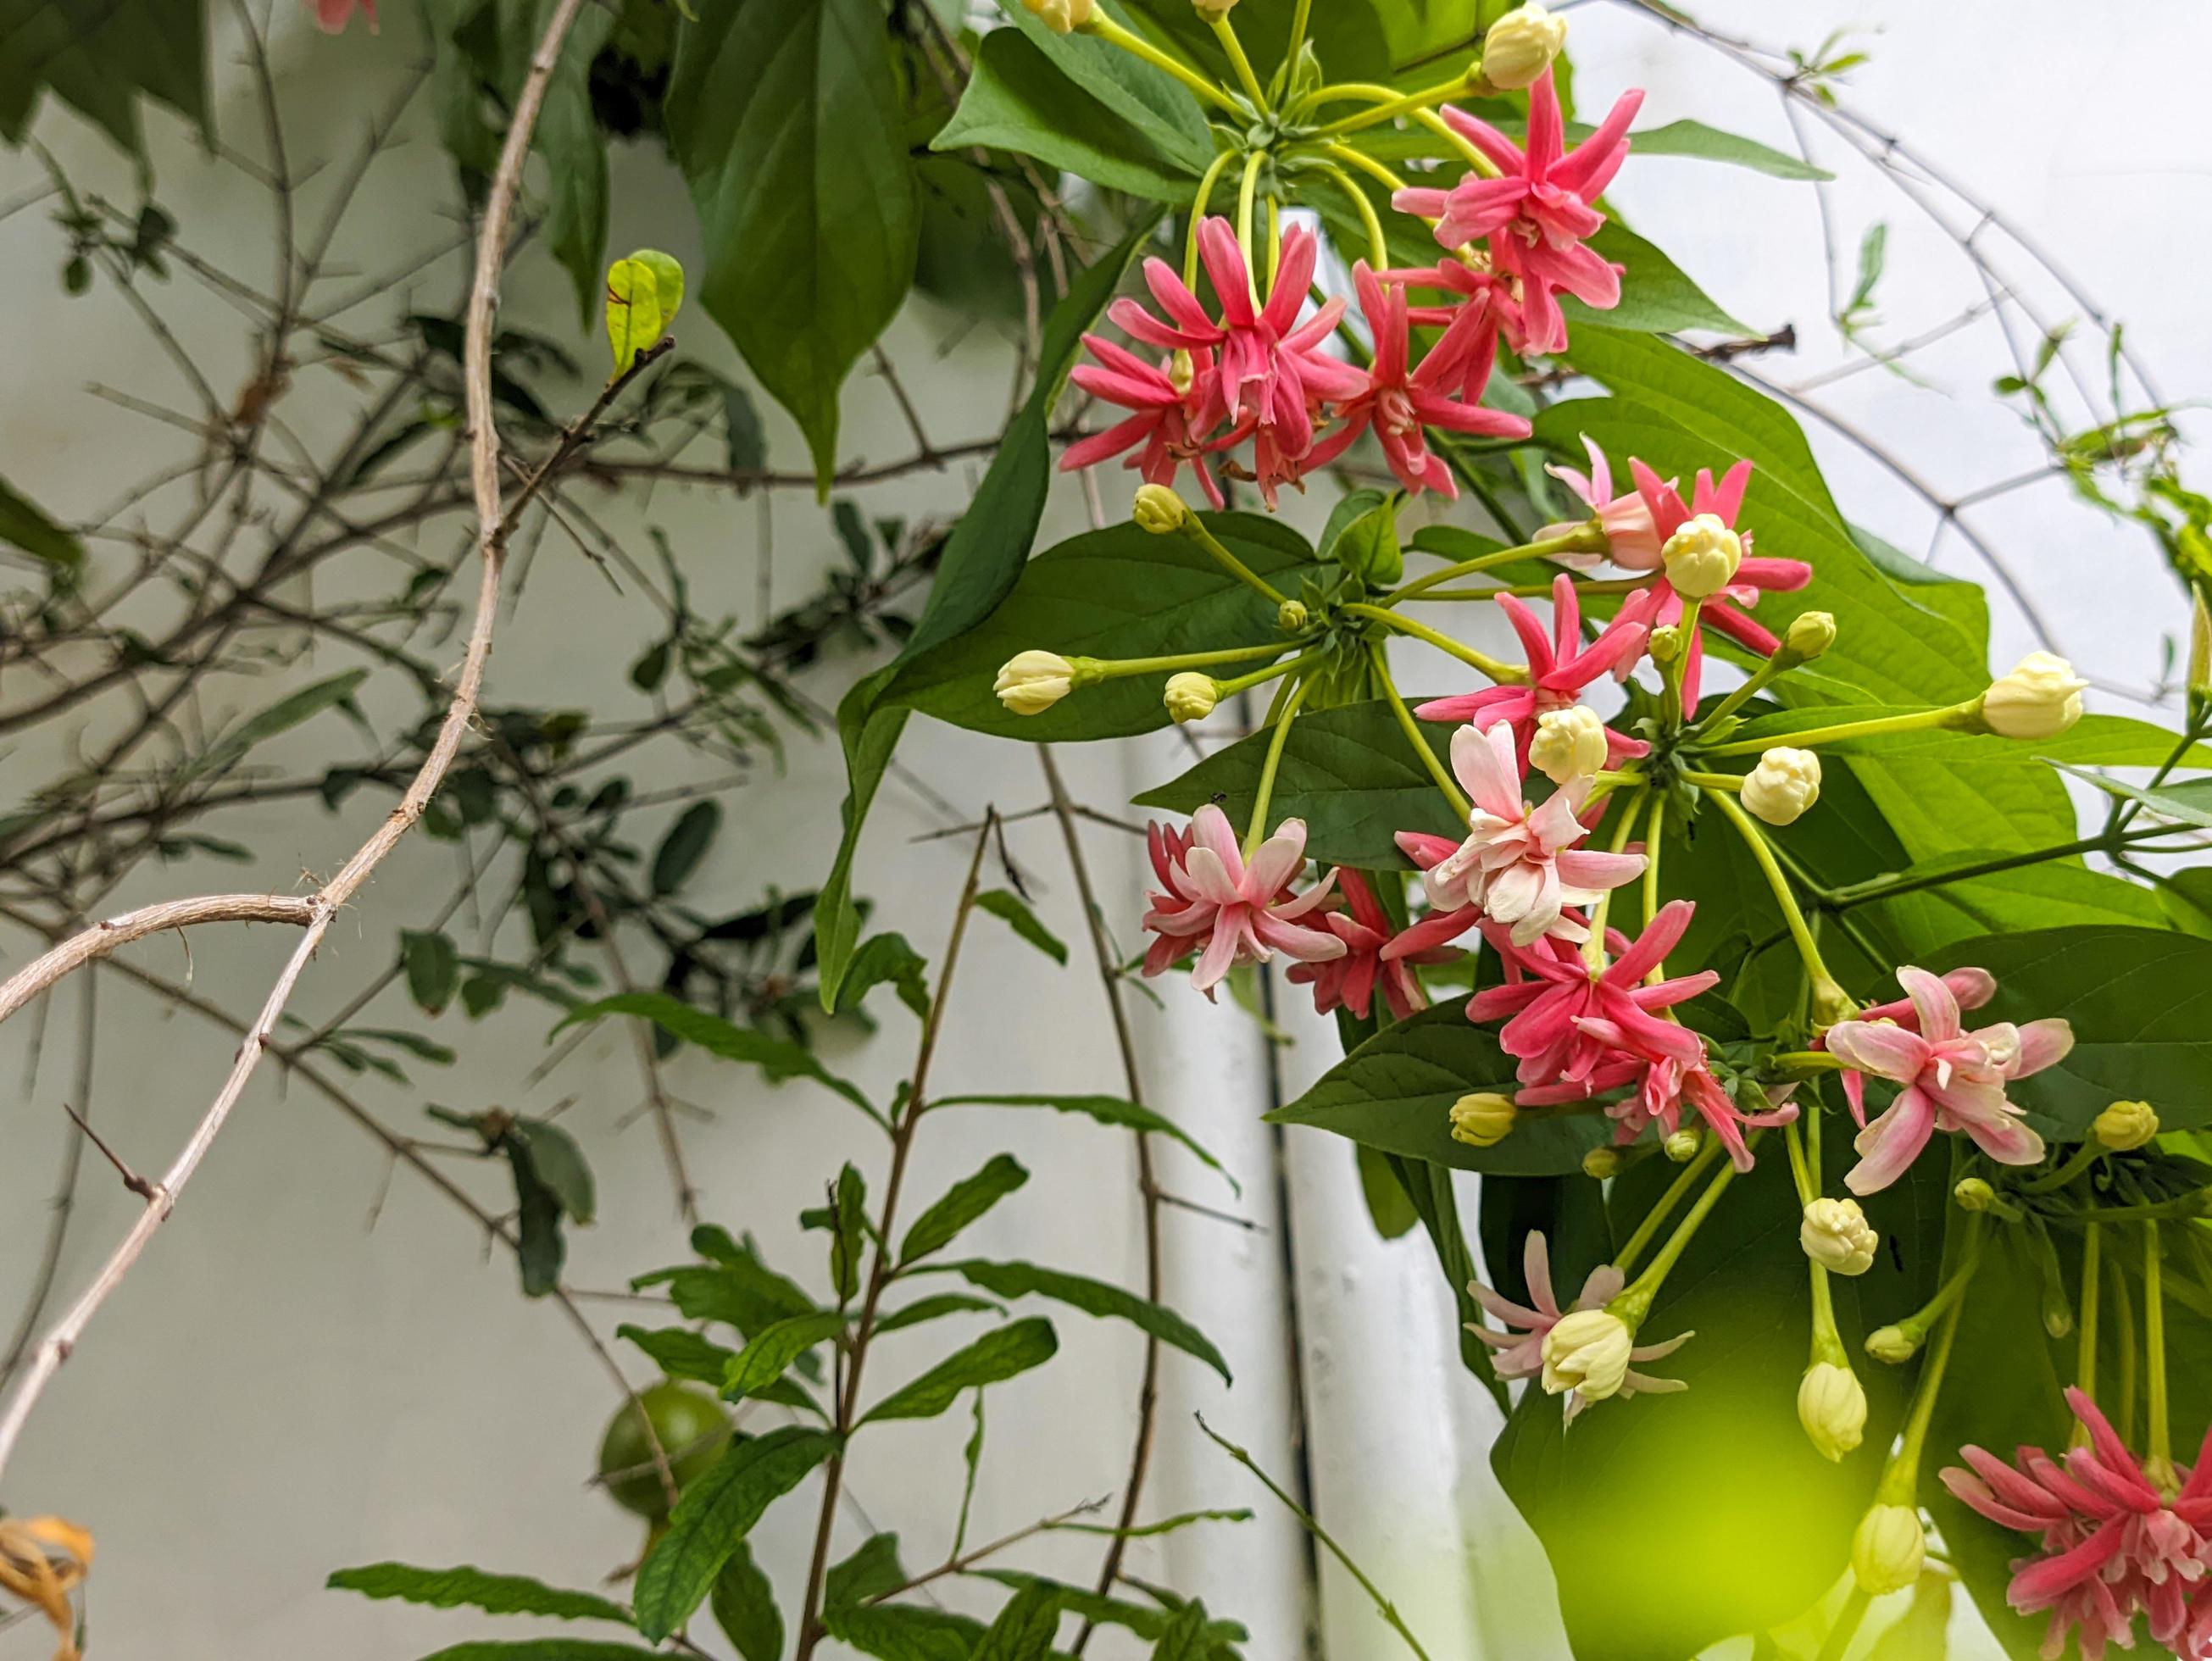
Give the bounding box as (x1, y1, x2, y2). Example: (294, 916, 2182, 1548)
(1563, 219, 1746, 336)
(822, 1601, 987, 1659)
(924, 1258, 1231, 1383)
(972, 1581, 1064, 1660)
(1267, 1007, 1609, 1175)
(0, 0, 208, 156)
(861, 1318, 1059, 1425)
(666, 0, 919, 488)
(325, 1563, 631, 1625)
(1002, 6, 1214, 172)
(722, 1312, 845, 1401)
(1133, 697, 1463, 868)
(896, 514, 1319, 742)
(633, 1427, 842, 1640)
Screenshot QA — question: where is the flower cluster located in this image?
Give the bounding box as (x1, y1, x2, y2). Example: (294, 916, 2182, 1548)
(1943, 1388, 2212, 1659)
(1468, 1232, 1687, 1424)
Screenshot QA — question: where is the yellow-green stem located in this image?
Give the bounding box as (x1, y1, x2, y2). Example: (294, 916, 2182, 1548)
(1183, 147, 1237, 286)
(1214, 648, 1327, 702)
(1660, 597, 1702, 729)
(1094, 640, 1302, 681)
(1642, 796, 1666, 980)
(1581, 789, 1648, 970)
(1704, 702, 1983, 757)
(1877, 1272, 1970, 1506)
(1243, 674, 1311, 859)
(1310, 75, 1481, 138)
(1341, 601, 1526, 682)
(1710, 790, 1840, 1002)
(1703, 645, 1806, 727)
(1888, 1218, 1986, 1349)
(2077, 1222, 2102, 1413)
(2021, 1139, 2104, 1194)
(1373, 647, 1470, 820)
(1085, 16, 1245, 114)
(1678, 769, 1743, 792)
(1390, 524, 1606, 602)
(1236, 150, 1267, 293)
(1409, 105, 1498, 175)
(1179, 514, 1289, 605)
(1283, 0, 1314, 74)
(2110, 1247, 2138, 1447)
(1322, 141, 1408, 197)
(1614, 1147, 1743, 1325)
(1320, 162, 1388, 267)
(2147, 1222, 2172, 1479)
(1614, 1133, 1724, 1276)
(1210, 14, 1269, 108)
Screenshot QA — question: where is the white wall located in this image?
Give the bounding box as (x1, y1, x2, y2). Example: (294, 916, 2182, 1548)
(0, 2, 2205, 1658)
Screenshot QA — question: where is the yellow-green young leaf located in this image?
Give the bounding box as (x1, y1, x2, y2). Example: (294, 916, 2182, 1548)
(627, 247, 685, 330)
(605, 258, 668, 380)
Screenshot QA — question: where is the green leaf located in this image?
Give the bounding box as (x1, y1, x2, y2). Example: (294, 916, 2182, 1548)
(827, 1161, 868, 1301)
(1001, 4, 1213, 174)
(900, 1155, 1030, 1267)
(723, 1312, 844, 1401)
(667, 0, 920, 489)
(1608, 117, 1831, 181)
(1355, 1143, 1419, 1240)
(176, 669, 370, 787)
(651, 800, 720, 895)
(709, 1542, 783, 1661)
(974, 891, 1067, 966)
(875, 1293, 1005, 1337)
(0, 477, 85, 572)
(1134, 697, 1462, 868)
(931, 1094, 1237, 1193)
(1564, 219, 1747, 336)
(2056, 766, 2212, 830)
(559, 992, 873, 1117)
(862, 1318, 1059, 1425)
(825, 1531, 909, 1609)
(0, 0, 208, 157)
(414, 1645, 666, 1661)
(1147, 1601, 1212, 1661)
(633, 1427, 842, 1640)
(508, 1142, 566, 1298)
(606, 257, 670, 379)
(973, 1581, 1063, 1660)
(402, 930, 461, 1016)
(325, 1563, 631, 1625)
(932, 27, 1201, 202)
(822, 1601, 986, 1659)
(894, 513, 1317, 742)
(1266, 1006, 1609, 1175)
(1331, 492, 1403, 586)
(616, 1324, 738, 1386)
(836, 932, 932, 1019)
(509, 1118, 595, 1224)
(970, 1571, 1246, 1650)
(815, 212, 1162, 1005)
(925, 1260, 1229, 1384)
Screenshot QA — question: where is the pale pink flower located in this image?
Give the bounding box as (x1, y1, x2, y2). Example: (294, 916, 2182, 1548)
(1303, 264, 1531, 497)
(1061, 339, 1227, 508)
(1422, 722, 1645, 947)
(1468, 1232, 1687, 1422)
(1287, 867, 1453, 1022)
(1392, 72, 1642, 354)
(1415, 572, 1653, 768)
(1626, 458, 1815, 658)
(313, 0, 375, 28)
(1536, 436, 1665, 569)
(1140, 807, 1344, 994)
(1827, 966, 2073, 1195)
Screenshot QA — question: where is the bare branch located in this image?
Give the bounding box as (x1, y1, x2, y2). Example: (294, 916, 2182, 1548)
(0, 894, 318, 1028)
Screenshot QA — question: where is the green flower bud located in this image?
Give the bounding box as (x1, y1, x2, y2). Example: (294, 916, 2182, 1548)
(1133, 484, 1190, 535)
(1581, 1146, 1621, 1180)
(1277, 599, 1309, 633)
(1448, 1092, 1517, 1148)
(1786, 610, 1837, 660)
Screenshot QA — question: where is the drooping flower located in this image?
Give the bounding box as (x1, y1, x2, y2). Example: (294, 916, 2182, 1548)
(1798, 1361, 1867, 1462)
(1303, 264, 1531, 497)
(1140, 807, 1345, 993)
(1535, 435, 1665, 568)
(1391, 258, 1527, 381)
(1420, 722, 1645, 947)
(1061, 338, 1228, 507)
(1626, 458, 1815, 658)
(1467, 1232, 1687, 1421)
(1826, 966, 2074, 1194)
(1414, 573, 1655, 767)
(1599, 1053, 1798, 1173)
(1391, 72, 1643, 354)
(1287, 867, 1452, 1022)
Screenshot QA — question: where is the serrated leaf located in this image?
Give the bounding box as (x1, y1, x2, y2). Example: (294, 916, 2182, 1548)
(861, 1318, 1059, 1425)
(925, 1260, 1229, 1383)
(325, 1563, 631, 1625)
(633, 1427, 842, 1640)
(898, 1155, 1029, 1267)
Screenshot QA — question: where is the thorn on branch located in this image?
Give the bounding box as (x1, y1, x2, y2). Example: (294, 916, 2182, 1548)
(61, 1104, 158, 1202)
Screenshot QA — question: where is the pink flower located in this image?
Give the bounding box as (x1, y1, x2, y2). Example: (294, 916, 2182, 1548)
(1421, 723, 1645, 947)
(1414, 572, 1654, 767)
(1627, 458, 1815, 658)
(1391, 72, 1642, 354)
(313, 0, 375, 28)
(1536, 436, 1665, 569)
(1140, 807, 1345, 994)
(1391, 260, 1528, 382)
(1061, 338, 1228, 508)
(1287, 868, 1453, 1022)
(1826, 966, 2073, 1195)
(1467, 1232, 1686, 1421)
(1597, 1056, 1799, 1173)
(1304, 264, 1531, 497)
(1468, 900, 1719, 1097)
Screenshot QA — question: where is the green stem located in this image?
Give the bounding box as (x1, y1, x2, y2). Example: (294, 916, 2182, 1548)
(1660, 598, 1702, 729)
(2146, 1222, 2172, 1480)
(1885, 1219, 1985, 1352)
(1211, 14, 1269, 108)
(1678, 769, 1743, 792)
(1283, 0, 1314, 75)
(1641, 796, 1666, 980)
(2020, 1138, 2104, 1195)
(1320, 162, 1388, 267)
(1243, 675, 1311, 859)
(1703, 703, 1981, 757)
(1183, 147, 1237, 286)
(1373, 647, 1470, 820)
(1880, 1269, 1970, 1503)
(1613, 1146, 1742, 1325)
(1583, 790, 1648, 971)
(1236, 149, 1267, 290)
(1815, 1588, 1873, 1661)
(2113, 721, 2204, 836)
(1342, 601, 1526, 682)
(1214, 648, 1327, 701)
(1615, 1135, 1724, 1277)
(1409, 105, 1498, 175)
(1085, 16, 1245, 114)
(1388, 525, 1605, 602)
(1178, 514, 1288, 605)
(1309, 76, 1470, 136)
(1711, 791, 1840, 1002)
(2110, 1247, 2137, 1447)
(1093, 641, 1301, 681)
(1321, 141, 1408, 197)
(1700, 647, 1805, 727)
(2077, 1222, 2102, 1407)
(1772, 1052, 1847, 1076)
(1827, 823, 2191, 912)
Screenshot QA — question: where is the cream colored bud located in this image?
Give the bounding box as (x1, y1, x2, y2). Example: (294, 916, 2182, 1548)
(1660, 514, 1744, 600)
(1742, 747, 1821, 826)
(1192, 0, 1238, 15)
(1168, 348, 1196, 397)
(2095, 1099, 2159, 1151)
(1852, 1503, 1926, 1595)
(1132, 483, 1190, 535)
(1529, 705, 1611, 786)
(1786, 610, 1837, 660)
(1448, 1092, 1517, 1149)
(1480, 3, 1568, 89)
(1954, 1176, 1998, 1213)
(1540, 1308, 1635, 1402)
(1981, 652, 2088, 740)
(2191, 586, 2211, 702)
(1020, 0, 1094, 31)
(1800, 1197, 1877, 1277)
(1164, 673, 1219, 725)
(1865, 1324, 1919, 1365)
(1798, 1362, 1867, 1462)
(1646, 624, 1684, 665)
(994, 650, 1078, 715)
(1581, 1147, 1621, 1180)
(1277, 599, 1309, 633)
(1664, 1127, 1703, 1164)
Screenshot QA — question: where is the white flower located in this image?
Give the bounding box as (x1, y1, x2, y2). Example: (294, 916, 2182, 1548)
(1659, 514, 1743, 600)
(1786, 610, 1837, 660)
(1800, 1197, 1877, 1275)
(1742, 747, 1820, 825)
(1448, 1092, 1516, 1148)
(1541, 1308, 1635, 1402)
(1481, 3, 1567, 88)
(1163, 673, 1218, 725)
(995, 651, 1075, 715)
(1852, 1503, 1926, 1594)
(1798, 1362, 1867, 1462)
(2094, 1098, 2159, 1151)
(1528, 705, 1610, 786)
(1981, 652, 2087, 739)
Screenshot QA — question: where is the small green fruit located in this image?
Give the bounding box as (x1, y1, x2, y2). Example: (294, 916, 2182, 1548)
(597, 1380, 731, 1519)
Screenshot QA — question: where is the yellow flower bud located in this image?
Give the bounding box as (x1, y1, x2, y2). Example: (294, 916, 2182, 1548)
(2095, 1099, 2159, 1151)
(1278, 599, 1309, 633)
(1168, 349, 1197, 397)
(1020, 0, 1094, 31)
(1798, 1361, 1867, 1462)
(1541, 1308, 1635, 1402)
(1132, 483, 1190, 535)
(994, 650, 1076, 715)
(1664, 1127, 1703, 1164)
(1581, 1146, 1621, 1180)
(1981, 652, 2088, 740)
(1852, 1503, 1926, 1594)
(1480, 3, 1568, 89)
(1448, 1092, 1517, 1148)
(1646, 624, 1684, 665)
(1659, 513, 1744, 600)
(1954, 1176, 1998, 1212)
(1800, 1197, 1877, 1277)
(1786, 610, 1837, 660)
(1865, 1324, 1919, 1365)
(1163, 673, 1219, 725)
(1529, 705, 1611, 786)
(1741, 747, 1821, 826)
(2191, 585, 2211, 705)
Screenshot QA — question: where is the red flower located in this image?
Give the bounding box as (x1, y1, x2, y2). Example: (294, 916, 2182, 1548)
(1061, 337, 1228, 508)
(1287, 868, 1454, 1022)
